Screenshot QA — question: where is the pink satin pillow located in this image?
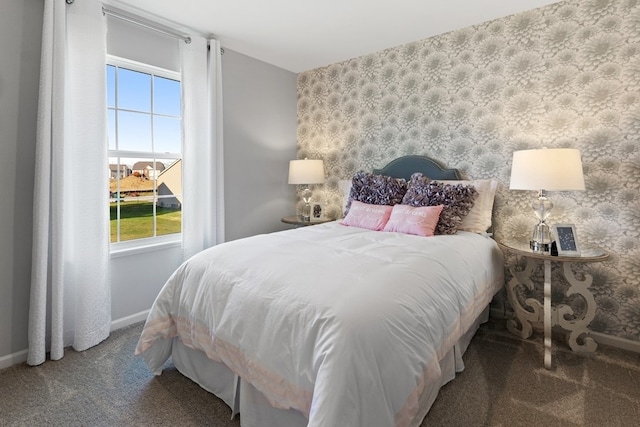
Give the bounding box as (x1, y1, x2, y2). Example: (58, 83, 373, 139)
(341, 200, 393, 231)
(382, 204, 444, 237)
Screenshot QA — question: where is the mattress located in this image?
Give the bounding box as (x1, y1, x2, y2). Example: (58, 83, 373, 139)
(136, 221, 504, 426)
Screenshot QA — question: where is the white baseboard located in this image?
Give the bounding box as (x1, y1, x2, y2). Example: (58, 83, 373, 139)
(4, 309, 636, 371)
(491, 309, 640, 354)
(0, 311, 150, 371)
(588, 331, 640, 353)
(110, 309, 149, 332)
(0, 349, 28, 370)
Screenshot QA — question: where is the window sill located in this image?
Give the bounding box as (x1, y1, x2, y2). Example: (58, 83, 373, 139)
(110, 234, 182, 259)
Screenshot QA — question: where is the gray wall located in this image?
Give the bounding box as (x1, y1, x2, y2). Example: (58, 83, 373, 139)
(0, 0, 43, 363)
(222, 49, 298, 241)
(0, 1, 297, 364)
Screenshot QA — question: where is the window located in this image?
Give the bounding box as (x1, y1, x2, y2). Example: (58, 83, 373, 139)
(107, 57, 182, 247)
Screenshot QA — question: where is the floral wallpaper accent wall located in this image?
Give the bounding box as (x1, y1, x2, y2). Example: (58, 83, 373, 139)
(296, 0, 640, 342)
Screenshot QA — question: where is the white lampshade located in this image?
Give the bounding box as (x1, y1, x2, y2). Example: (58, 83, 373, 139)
(288, 159, 325, 185)
(510, 148, 585, 191)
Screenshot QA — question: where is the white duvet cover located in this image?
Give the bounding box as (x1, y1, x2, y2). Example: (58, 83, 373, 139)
(136, 222, 504, 427)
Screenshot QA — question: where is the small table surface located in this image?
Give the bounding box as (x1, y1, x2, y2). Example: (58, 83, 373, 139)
(498, 240, 609, 263)
(281, 215, 333, 226)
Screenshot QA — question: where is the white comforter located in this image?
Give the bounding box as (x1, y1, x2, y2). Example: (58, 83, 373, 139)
(136, 222, 504, 427)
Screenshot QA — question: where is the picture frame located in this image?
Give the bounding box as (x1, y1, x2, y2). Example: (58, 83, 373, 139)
(310, 203, 324, 222)
(552, 223, 581, 256)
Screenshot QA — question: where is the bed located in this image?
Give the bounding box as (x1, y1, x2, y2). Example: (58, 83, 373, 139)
(135, 155, 504, 427)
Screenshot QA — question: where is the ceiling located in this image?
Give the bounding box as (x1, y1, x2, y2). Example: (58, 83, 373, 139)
(112, 0, 562, 73)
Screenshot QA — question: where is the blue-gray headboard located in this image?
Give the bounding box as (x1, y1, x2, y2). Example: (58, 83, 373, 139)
(372, 155, 461, 181)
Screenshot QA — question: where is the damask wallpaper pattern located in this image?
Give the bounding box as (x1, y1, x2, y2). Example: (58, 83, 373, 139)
(296, 0, 640, 342)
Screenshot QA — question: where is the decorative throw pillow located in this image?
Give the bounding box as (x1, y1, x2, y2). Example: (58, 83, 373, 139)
(341, 201, 393, 231)
(439, 179, 498, 233)
(402, 173, 478, 235)
(382, 204, 444, 237)
(344, 171, 408, 216)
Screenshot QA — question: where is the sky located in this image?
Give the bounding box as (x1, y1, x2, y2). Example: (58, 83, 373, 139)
(107, 65, 181, 163)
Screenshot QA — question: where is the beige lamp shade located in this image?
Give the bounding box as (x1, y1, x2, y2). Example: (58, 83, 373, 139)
(510, 148, 585, 191)
(288, 159, 325, 184)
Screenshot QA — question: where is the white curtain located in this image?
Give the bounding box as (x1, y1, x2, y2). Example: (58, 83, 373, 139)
(181, 37, 225, 260)
(29, 0, 110, 366)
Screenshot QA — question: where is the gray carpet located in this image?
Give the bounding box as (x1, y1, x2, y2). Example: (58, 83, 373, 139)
(1, 320, 638, 426)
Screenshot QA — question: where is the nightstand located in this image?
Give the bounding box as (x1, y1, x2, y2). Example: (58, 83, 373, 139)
(498, 240, 609, 369)
(281, 215, 332, 227)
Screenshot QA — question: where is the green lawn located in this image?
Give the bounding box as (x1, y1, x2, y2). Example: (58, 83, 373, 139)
(110, 200, 181, 242)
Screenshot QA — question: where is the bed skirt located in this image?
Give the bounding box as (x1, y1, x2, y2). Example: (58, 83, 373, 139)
(169, 306, 490, 427)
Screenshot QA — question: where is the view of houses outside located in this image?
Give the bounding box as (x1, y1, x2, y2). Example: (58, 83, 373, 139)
(107, 63, 182, 243)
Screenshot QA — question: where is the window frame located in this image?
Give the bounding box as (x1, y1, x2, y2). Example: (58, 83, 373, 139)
(107, 55, 183, 254)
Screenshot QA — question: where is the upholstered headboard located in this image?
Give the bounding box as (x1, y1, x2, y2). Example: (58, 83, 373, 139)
(372, 155, 461, 181)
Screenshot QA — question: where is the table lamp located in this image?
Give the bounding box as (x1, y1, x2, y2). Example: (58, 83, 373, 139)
(288, 158, 325, 221)
(509, 148, 585, 253)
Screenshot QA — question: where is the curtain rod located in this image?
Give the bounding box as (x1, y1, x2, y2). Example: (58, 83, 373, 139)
(102, 6, 192, 44)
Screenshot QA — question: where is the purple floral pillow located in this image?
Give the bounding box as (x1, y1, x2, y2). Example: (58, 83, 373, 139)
(344, 171, 408, 216)
(402, 173, 478, 235)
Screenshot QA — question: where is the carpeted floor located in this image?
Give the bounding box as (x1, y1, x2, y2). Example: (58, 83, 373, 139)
(1, 320, 638, 426)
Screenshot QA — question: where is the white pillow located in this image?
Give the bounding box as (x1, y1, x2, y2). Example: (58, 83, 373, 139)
(439, 179, 498, 233)
(338, 179, 352, 216)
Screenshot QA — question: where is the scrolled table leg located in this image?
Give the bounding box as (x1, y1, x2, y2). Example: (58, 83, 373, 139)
(556, 262, 598, 353)
(506, 257, 543, 339)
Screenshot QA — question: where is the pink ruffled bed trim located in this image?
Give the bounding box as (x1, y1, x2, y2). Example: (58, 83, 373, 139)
(394, 283, 494, 427)
(136, 315, 313, 418)
(136, 282, 493, 426)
